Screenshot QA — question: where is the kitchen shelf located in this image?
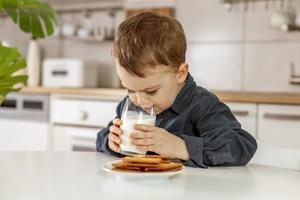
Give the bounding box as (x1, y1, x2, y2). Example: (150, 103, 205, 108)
(51, 1, 124, 14)
(58, 35, 114, 44)
(222, 0, 283, 3)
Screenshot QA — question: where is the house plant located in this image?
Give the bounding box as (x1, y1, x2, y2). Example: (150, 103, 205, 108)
(0, 0, 57, 104)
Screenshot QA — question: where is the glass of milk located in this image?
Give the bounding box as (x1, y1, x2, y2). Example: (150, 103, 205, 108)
(120, 98, 156, 155)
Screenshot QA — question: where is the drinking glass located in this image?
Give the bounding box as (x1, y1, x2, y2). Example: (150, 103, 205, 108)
(120, 98, 156, 155)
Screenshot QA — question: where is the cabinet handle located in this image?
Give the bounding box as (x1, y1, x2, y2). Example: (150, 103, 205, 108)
(232, 111, 249, 116)
(263, 113, 300, 121)
(79, 111, 88, 121)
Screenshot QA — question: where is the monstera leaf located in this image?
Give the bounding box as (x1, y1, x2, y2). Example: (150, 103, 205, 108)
(0, 42, 28, 105)
(1, 0, 58, 38)
(0, 0, 57, 105)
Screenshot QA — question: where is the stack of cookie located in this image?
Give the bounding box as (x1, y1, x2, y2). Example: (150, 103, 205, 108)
(112, 155, 183, 172)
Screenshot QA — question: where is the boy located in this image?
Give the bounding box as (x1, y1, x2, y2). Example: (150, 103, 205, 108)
(96, 12, 257, 168)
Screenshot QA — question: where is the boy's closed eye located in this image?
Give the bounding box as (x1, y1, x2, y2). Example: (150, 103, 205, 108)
(127, 89, 135, 94)
(145, 90, 157, 96)
(127, 89, 158, 96)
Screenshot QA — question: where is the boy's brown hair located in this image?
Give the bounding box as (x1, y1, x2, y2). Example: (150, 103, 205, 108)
(114, 12, 187, 77)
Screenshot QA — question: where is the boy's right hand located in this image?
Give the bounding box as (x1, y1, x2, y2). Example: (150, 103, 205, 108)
(108, 118, 122, 153)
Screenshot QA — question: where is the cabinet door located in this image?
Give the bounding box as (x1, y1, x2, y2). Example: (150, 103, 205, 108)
(54, 126, 99, 152)
(225, 102, 257, 138)
(255, 104, 300, 170)
(0, 118, 48, 151)
(52, 98, 119, 127)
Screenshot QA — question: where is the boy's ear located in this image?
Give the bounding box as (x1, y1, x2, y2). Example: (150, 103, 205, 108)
(177, 63, 189, 84)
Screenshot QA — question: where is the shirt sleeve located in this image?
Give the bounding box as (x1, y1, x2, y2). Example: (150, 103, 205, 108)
(96, 97, 127, 157)
(181, 96, 257, 168)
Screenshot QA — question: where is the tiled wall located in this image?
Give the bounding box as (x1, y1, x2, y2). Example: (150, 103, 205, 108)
(1, 0, 300, 93)
(177, 0, 300, 93)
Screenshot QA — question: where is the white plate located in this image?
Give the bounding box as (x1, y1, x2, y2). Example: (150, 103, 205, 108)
(102, 160, 183, 181)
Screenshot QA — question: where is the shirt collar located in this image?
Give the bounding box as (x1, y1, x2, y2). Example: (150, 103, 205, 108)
(170, 73, 197, 114)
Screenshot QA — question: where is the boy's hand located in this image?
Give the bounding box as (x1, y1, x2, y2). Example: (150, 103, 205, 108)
(108, 118, 122, 153)
(130, 124, 190, 160)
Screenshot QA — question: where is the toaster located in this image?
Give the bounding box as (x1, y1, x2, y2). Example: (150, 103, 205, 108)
(42, 58, 98, 87)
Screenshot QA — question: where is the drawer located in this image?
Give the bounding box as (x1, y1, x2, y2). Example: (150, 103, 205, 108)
(258, 104, 300, 149)
(255, 104, 300, 170)
(54, 125, 100, 151)
(52, 98, 119, 127)
(225, 102, 257, 138)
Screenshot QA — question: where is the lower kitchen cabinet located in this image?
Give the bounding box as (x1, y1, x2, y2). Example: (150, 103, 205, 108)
(225, 102, 257, 138)
(51, 96, 119, 151)
(255, 104, 300, 170)
(0, 118, 48, 151)
(0, 93, 49, 151)
(225, 102, 258, 164)
(54, 125, 100, 151)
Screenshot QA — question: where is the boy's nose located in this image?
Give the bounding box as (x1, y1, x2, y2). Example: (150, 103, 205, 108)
(136, 93, 151, 108)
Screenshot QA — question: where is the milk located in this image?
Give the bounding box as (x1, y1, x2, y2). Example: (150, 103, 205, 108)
(120, 114, 156, 155)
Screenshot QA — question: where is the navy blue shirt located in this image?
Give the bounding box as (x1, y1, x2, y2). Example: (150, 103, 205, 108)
(96, 73, 257, 168)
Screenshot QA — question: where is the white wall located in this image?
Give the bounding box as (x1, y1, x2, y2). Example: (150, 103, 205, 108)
(176, 0, 300, 93)
(1, 0, 300, 93)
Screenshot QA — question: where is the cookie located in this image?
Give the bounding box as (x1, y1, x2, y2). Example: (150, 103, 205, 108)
(123, 156, 163, 164)
(111, 155, 183, 173)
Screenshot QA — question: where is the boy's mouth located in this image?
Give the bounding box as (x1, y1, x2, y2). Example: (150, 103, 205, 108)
(143, 107, 154, 114)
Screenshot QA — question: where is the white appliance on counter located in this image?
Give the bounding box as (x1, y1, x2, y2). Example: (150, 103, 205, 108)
(42, 58, 98, 88)
(0, 93, 49, 151)
(51, 95, 119, 151)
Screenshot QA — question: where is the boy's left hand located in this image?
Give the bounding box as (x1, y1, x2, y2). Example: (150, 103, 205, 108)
(130, 124, 190, 160)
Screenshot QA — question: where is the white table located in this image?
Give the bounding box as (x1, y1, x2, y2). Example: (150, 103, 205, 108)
(0, 152, 299, 200)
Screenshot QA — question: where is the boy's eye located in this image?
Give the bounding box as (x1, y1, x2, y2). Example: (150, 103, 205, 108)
(127, 89, 135, 94)
(146, 90, 157, 96)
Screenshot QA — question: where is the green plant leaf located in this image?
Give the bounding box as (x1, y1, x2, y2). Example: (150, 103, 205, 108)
(2, 0, 58, 38)
(0, 42, 28, 105)
(0, 59, 26, 77)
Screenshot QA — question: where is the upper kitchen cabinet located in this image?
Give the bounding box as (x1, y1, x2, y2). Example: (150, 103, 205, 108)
(243, 42, 300, 93)
(187, 44, 242, 91)
(245, 1, 300, 41)
(175, 0, 244, 42)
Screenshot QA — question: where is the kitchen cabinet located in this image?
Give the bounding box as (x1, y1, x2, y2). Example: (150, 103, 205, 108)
(225, 102, 257, 138)
(176, 0, 243, 42)
(0, 119, 48, 151)
(52, 97, 119, 127)
(244, 42, 300, 93)
(255, 104, 300, 170)
(54, 126, 100, 151)
(225, 102, 258, 164)
(51, 96, 119, 151)
(0, 93, 49, 151)
(187, 44, 242, 91)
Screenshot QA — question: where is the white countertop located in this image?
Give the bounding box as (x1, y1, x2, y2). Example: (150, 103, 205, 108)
(1, 152, 299, 200)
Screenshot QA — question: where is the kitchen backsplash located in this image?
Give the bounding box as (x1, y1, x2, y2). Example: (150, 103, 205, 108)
(1, 0, 300, 93)
(178, 0, 300, 93)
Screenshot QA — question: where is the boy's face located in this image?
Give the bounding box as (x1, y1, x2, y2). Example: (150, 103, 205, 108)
(116, 60, 188, 115)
